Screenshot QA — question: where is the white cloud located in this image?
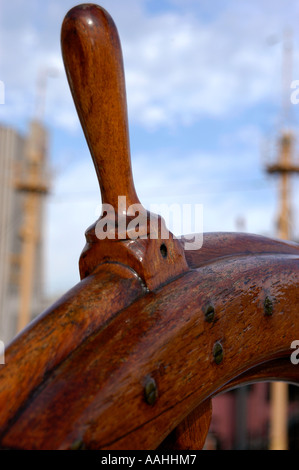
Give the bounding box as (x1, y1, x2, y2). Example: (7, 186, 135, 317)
(1, 0, 298, 131)
(119, 1, 292, 129)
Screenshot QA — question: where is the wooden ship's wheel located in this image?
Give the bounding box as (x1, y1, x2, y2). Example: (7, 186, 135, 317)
(0, 4, 298, 450)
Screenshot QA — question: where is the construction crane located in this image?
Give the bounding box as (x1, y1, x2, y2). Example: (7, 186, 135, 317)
(266, 30, 299, 450)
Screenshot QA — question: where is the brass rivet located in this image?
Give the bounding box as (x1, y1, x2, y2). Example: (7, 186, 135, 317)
(264, 296, 274, 316)
(205, 304, 215, 323)
(144, 377, 158, 405)
(213, 342, 224, 365)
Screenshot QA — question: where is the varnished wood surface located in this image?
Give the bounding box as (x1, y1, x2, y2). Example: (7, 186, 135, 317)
(158, 400, 213, 450)
(79, 217, 189, 291)
(218, 357, 299, 394)
(184, 231, 299, 269)
(0, 263, 145, 439)
(0, 237, 297, 449)
(61, 4, 139, 212)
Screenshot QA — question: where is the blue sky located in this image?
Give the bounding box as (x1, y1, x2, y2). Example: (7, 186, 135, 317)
(0, 0, 299, 299)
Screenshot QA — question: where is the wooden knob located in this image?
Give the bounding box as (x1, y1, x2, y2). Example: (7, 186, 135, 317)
(62, 4, 189, 288)
(61, 4, 140, 212)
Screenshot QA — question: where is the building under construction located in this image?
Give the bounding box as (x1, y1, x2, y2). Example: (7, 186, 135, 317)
(0, 121, 49, 343)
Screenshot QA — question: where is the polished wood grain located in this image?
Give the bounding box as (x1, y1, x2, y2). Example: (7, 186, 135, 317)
(184, 231, 299, 269)
(79, 217, 189, 291)
(0, 263, 145, 438)
(0, 236, 298, 449)
(158, 400, 213, 450)
(61, 4, 139, 212)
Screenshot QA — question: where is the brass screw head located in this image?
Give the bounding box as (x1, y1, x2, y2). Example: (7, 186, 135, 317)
(264, 296, 274, 316)
(144, 377, 158, 405)
(213, 341, 224, 365)
(205, 304, 215, 323)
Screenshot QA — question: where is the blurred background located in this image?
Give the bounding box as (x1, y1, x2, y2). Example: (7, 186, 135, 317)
(0, 0, 298, 450)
